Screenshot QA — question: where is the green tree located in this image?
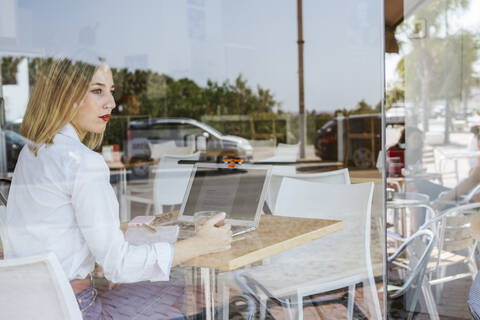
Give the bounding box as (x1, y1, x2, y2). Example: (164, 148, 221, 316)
(401, 0, 475, 142)
(1, 57, 23, 84)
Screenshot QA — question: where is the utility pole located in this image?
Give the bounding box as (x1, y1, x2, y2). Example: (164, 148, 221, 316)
(297, 0, 307, 159)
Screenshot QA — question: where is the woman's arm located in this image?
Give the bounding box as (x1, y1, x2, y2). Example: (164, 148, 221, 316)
(437, 166, 480, 203)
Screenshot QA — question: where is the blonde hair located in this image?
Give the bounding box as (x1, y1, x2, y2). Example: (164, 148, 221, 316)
(22, 58, 104, 153)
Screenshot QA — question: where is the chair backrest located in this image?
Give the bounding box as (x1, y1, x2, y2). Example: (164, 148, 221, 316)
(153, 153, 200, 214)
(388, 229, 436, 315)
(267, 168, 350, 213)
(420, 202, 480, 248)
(420, 202, 480, 269)
(441, 214, 476, 252)
(273, 178, 375, 276)
(0, 252, 83, 320)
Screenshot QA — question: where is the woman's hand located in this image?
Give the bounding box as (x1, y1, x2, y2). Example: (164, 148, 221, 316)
(194, 212, 233, 254)
(172, 212, 233, 266)
(93, 265, 118, 291)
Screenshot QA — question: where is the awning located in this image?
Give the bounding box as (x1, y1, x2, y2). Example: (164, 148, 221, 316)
(385, 0, 428, 53)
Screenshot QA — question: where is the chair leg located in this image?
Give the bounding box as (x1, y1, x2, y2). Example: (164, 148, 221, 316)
(126, 198, 132, 220)
(363, 278, 382, 320)
(347, 284, 355, 320)
(435, 266, 447, 302)
(422, 280, 440, 320)
(469, 257, 479, 281)
(259, 296, 267, 320)
(295, 292, 303, 320)
(282, 297, 294, 320)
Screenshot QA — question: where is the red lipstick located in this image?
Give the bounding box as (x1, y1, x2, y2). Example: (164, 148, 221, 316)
(99, 114, 111, 122)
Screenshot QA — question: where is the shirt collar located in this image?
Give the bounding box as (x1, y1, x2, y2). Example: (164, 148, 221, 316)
(57, 123, 81, 142)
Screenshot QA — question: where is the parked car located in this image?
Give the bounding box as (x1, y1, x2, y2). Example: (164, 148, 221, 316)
(315, 114, 382, 168)
(125, 118, 254, 164)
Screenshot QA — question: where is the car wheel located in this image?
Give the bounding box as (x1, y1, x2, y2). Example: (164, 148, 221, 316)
(352, 147, 373, 168)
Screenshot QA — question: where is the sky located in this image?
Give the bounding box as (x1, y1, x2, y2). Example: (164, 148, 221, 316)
(1, 0, 385, 113)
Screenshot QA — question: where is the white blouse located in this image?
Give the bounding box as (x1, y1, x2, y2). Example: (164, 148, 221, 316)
(3, 123, 173, 282)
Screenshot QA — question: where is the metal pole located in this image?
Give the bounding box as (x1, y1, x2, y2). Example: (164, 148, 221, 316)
(297, 0, 307, 159)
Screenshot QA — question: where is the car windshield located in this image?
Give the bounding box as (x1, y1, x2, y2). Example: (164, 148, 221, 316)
(321, 120, 335, 130)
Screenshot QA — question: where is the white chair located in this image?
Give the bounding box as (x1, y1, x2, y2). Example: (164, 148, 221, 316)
(266, 168, 350, 213)
(386, 229, 436, 320)
(0, 206, 82, 319)
(232, 179, 382, 320)
(125, 153, 200, 215)
(415, 202, 480, 319)
(152, 153, 200, 214)
(0, 252, 83, 320)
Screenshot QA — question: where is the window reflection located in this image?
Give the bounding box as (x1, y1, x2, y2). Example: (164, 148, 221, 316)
(387, 0, 480, 318)
(0, 0, 386, 318)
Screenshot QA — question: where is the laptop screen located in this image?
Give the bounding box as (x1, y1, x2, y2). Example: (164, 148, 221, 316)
(180, 163, 271, 223)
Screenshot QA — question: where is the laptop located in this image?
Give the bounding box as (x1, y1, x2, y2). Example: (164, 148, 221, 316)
(163, 162, 271, 239)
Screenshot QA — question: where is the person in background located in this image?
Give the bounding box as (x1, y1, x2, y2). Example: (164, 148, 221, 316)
(386, 127, 425, 179)
(2, 58, 232, 320)
(386, 128, 405, 177)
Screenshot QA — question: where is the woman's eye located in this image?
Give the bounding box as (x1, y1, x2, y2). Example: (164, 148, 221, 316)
(91, 88, 102, 94)
(111, 90, 116, 96)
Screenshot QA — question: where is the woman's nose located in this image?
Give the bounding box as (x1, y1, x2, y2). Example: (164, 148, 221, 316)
(106, 94, 116, 110)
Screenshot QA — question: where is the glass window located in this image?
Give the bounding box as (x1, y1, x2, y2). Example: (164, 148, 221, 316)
(387, 0, 480, 318)
(0, 1, 386, 318)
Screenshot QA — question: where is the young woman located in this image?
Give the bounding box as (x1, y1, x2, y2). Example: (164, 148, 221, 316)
(2, 58, 232, 319)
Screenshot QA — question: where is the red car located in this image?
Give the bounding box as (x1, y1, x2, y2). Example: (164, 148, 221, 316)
(315, 114, 382, 168)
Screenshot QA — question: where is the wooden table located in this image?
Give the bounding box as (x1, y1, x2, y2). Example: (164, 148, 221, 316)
(183, 215, 343, 271)
(107, 160, 159, 222)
